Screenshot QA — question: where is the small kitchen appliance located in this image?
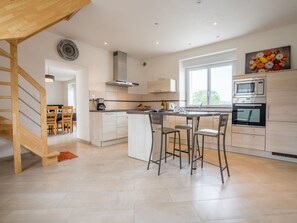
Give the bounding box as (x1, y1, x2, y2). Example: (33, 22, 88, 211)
(233, 77, 265, 97)
(96, 98, 106, 110)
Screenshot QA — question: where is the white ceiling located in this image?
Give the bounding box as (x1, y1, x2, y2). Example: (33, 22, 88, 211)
(48, 0, 297, 60)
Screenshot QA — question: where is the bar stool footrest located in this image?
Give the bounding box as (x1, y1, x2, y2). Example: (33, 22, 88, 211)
(166, 151, 181, 158)
(173, 148, 190, 154)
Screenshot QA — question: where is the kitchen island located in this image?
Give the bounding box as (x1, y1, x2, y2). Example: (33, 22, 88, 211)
(127, 110, 220, 162)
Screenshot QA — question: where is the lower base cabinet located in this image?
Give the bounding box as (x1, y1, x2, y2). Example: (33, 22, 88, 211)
(232, 133, 266, 151)
(90, 112, 128, 147)
(231, 126, 266, 151)
(101, 113, 116, 141)
(266, 121, 297, 155)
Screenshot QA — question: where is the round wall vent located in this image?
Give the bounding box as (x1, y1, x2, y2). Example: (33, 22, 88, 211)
(57, 39, 79, 61)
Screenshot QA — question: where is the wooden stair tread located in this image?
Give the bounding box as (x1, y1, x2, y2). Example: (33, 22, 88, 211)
(46, 150, 60, 158)
(0, 120, 13, 140)
(0, 121, 58, 160)
(0, 124, 12, 131)
(0, 96, 11, 99)
(0, 109, 12, 112)
(0, 67, 11, 72)
(0, 82, 11, 86)
(0, 116, 12, 125)
(0, 48, 12, 59)
(47, 146, 60, 158)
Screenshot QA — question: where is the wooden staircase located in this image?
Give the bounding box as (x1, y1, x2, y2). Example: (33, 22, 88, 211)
(0, 0, 90, 173)
(0, 42, 60, 173)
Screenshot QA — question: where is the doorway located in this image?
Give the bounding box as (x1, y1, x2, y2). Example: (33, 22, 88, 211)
(44, 59, 89, 143)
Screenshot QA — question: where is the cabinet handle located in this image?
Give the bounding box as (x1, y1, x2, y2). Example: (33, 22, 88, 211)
(267, 105, 270, 120)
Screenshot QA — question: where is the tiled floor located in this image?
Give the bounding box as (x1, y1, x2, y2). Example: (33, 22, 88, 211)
(0, 134, 297, 223)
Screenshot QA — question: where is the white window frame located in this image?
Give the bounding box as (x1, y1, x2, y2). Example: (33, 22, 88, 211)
(186, 61, 234, 108)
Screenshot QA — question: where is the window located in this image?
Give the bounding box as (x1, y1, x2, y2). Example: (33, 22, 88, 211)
(186, 62, 233, 107)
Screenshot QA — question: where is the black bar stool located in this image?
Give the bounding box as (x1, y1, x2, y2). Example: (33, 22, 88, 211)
(147, 112, 182, 175)
(174, 117, 200, 164)
(191, 114, 230, 183)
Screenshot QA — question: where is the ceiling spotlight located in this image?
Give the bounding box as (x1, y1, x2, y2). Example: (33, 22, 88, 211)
(216, 35, 220, 38)
(196, 0, 202, 4)
(188, 43, 192, 46)
(213, 22, 217, 26)
(154, 22, 159, 25)
(156, 41, 159, 45)
(104, 42, 108, 45)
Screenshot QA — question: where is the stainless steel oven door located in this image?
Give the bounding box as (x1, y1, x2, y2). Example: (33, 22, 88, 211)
(232, 103, 266, 126)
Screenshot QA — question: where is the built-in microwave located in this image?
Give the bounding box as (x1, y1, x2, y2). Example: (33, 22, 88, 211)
(234, 77, 266, 97)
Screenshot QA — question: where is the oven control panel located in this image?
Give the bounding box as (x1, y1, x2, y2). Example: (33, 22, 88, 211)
(233, 97, 266, 104)
(257, 80, 264, 95)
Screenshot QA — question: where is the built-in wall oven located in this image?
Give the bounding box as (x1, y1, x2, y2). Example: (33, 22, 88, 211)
(232, 97, 266, 127)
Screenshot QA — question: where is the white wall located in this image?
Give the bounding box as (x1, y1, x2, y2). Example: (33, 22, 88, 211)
(45, 81, 65, 105)
(76, 69, 89, 140)
(16, 30, 142, 142)
(1, 30, 143, 158)
(140, 23, 297, 94)
(66, 81, 76, 108)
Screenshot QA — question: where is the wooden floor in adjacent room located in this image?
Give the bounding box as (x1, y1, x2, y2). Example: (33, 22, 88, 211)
(1, 134, 297, 223)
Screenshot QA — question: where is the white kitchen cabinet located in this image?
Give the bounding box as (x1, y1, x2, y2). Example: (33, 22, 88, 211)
(147, 79, 176, 93)
(116, 112, 128, 138)
(90, 111, 128, 147)
(102, 113, 117, 141)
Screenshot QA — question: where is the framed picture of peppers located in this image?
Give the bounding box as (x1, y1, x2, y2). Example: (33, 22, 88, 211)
(245, 45, 291, 74)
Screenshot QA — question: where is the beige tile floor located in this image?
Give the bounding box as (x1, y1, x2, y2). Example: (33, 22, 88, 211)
(0, 134, 297, 223)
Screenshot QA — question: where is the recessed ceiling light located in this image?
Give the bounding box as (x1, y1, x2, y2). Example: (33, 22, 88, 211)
(213, 22, 217, 26)
(154, 22, 159, 25)
(216, 35, 220, 38)
(196, 0, 202, 4)
(188, 43, 192, 46)
(156, 41, 159, 45)
(104, 42, 108, 45)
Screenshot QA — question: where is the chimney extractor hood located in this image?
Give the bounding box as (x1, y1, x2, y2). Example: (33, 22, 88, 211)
(106, 51, 139, 87)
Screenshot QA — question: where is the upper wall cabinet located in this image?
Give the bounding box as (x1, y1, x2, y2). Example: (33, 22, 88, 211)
(147, 79, 176, 93)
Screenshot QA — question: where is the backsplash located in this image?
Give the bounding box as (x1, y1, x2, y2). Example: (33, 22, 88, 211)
(89, 85, 184, 110)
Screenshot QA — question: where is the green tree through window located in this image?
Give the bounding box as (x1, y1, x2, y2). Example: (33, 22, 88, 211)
(187, 63, 233, 106)
(192, 90, 221, 105)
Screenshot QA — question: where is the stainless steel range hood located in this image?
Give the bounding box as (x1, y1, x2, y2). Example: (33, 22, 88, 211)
(106, 51, 139, 87)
